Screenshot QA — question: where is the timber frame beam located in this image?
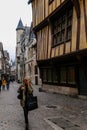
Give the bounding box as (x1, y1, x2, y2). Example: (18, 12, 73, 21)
(72, 0, 80, 18)
(72, 0, 81, 50)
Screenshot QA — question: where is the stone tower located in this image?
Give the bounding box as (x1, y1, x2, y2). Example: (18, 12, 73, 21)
(16, 19, 24, 82)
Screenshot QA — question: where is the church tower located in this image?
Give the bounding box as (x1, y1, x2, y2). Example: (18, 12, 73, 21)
(16, 19, 24, 82)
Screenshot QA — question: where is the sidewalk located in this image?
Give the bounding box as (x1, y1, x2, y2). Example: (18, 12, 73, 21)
(0, 82, 25, 130)
(29, 85, 87, 130)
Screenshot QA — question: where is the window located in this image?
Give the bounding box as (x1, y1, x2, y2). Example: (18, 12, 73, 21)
(42, 68, 52, 83)
(47, 69, 52, 82)
(60, 67, 67, 84)
(42, 69, 47, 82)
(35, 65, 38, 74)
(41, 66, 76, 86)
(53, 69, 58, 83)
(60, 66, 76, 85)
(52, 6, 73, 46)
(68, 67, 75, 84)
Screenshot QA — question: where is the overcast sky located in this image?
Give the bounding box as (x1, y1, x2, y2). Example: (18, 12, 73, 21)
(0, 0, 32, 61)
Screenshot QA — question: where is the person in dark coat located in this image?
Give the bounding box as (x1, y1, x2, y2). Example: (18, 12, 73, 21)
(6, 78, 10, 90)
(0, 78, 2, 91)
(17, 76, 33, 130)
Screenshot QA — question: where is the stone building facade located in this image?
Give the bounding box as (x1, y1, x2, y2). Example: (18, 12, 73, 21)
(16, 19, 41, 84)
(0, 42, 10, 80)
(0, 42, 5, 78)
(25, 23, 41, 85)
(16, 19, 24, 82)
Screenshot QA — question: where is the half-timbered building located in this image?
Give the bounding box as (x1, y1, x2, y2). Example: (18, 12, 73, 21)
(28, 0, 87, 96)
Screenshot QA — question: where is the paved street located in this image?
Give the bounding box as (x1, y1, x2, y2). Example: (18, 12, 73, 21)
(0, 82, 25, 130)
(0, 82, 87, 130)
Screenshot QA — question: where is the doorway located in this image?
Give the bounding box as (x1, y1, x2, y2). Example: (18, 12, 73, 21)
(79, 68, 87, 95)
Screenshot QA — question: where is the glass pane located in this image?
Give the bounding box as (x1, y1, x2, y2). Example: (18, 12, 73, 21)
(54, 20, 58, 34)
(57, 24, 61, 32)
(67, 27, 71, 40)
(67, 17, 72, 26)
(54, 26, 58, 34)
(43, 69, 47, 82)
(60, 67, 66, 83)
(53, 69, 58, 83)
(62, 15, 66, 29)
(62, 21, 65, 29)
(62, 15, 66, 21)
(54, 21, 58, 27)
(68, 67, 76, 84)
(61, 31, 65, 42)
(48, 69, 52, 82)
(67, 9, 73, 17)
(53, 35, 57, 45)
(57, 33, 61, 43)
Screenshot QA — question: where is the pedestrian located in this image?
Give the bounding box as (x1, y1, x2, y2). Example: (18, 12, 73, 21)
(6, 78, 10, 90)
(2, 77, 7, 90)
(17, 76, 33, 130)
(0, 77, 2, 92)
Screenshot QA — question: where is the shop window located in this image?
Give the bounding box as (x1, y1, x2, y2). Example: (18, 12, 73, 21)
(60, 67, 67, 84)
(68, 67, 76, 84)
(47, 69, 52, 82)
(42, 69, 47, 82)
(53, 69, 58, 83)
(60, 66, 76, 85)
(42, 66, 76, 86)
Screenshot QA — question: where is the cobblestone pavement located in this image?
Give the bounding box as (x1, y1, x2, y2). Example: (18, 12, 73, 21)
(29, 85, 87, 130)
(0, 82, 87, 130)
(0, 82, 25, 130)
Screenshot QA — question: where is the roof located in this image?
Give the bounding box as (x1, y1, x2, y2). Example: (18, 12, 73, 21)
(16, 19, 24, 30)
(28, 0, 34, 4)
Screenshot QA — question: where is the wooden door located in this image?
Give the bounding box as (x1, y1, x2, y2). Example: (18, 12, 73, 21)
(79, 68, 87, 95)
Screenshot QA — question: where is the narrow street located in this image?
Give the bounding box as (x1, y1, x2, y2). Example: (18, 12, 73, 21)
(0, 82, 87, 130)
(0, 82, 24, 130)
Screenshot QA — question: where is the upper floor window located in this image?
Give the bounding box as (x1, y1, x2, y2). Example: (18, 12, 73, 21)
(52, 6, 73, 47)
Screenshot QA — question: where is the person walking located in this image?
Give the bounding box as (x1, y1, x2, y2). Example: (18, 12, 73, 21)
(17, 76, 33, 130)
(0, 77, 2, 92)
(2, 77, 7, 90)
(6, 78, 10, 90)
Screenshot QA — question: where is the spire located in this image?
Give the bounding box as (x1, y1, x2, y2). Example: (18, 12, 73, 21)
(16, 18, 24, 30)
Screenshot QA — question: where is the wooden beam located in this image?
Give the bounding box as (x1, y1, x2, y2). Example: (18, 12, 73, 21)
(72, 0, 80, 18)
(72, 0, 81, 51)
(83, 0, 87, 41)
